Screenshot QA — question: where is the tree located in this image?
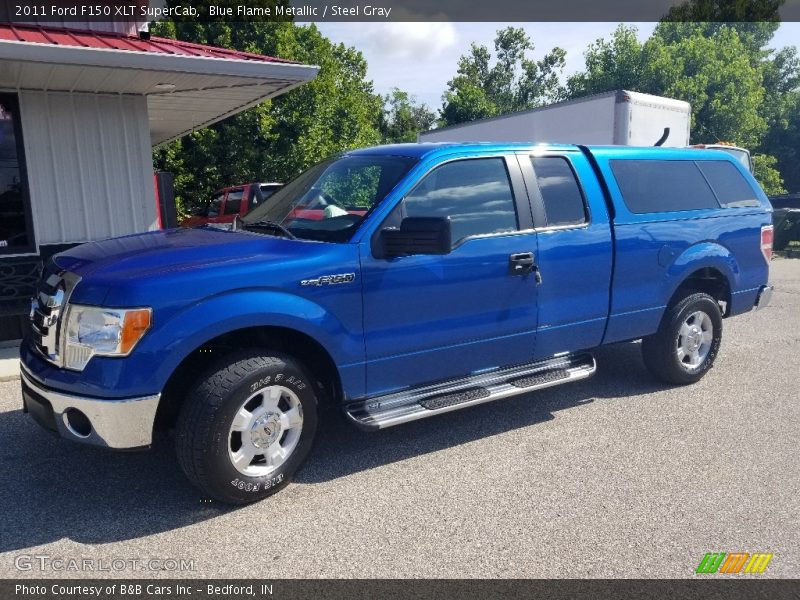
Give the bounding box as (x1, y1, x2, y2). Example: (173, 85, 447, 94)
(652, 0, 798, 191)
(759, 48, 800, 192)
(440, 27, 566, 126)
(151, 12, 383, 214)
(659, 0, 782, 51)
(569, 25, 768, 147)
(380, 88, 437, 143)
(566, 23, 794, 192)
(753, 154, 787, 195)
(567, 25, 648, 97)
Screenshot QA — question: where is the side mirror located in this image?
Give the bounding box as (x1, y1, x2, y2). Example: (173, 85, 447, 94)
(381, 217, 451, 258)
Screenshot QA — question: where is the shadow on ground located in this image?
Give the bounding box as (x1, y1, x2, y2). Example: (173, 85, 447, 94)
(0, 341, 665, 552)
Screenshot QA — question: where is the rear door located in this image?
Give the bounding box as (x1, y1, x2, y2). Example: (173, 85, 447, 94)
(360, 154, 540, 396)
(519, 150, 613, 358)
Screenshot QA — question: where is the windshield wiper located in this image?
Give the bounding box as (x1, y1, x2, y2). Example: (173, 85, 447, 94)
(242, 219, 296, 240)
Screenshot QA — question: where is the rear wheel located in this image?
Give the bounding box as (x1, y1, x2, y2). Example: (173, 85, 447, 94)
(175, 350, 318, 505)
(642, 292, 722, 385)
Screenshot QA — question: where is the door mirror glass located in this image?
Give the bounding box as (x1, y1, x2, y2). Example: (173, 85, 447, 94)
(381, 217, 451, 257)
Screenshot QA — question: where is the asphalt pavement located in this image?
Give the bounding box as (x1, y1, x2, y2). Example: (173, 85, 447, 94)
(1, 259, 798, 579)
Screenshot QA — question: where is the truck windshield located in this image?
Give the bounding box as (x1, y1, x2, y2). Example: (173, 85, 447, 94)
(241, 155, 416, 242)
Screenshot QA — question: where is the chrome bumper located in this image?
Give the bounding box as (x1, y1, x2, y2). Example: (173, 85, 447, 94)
(755, 285, 773, 310)
(20, 367, 160, 449)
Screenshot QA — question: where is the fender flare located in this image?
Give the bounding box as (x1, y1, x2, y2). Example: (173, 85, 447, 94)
(662, 241, 739, 306)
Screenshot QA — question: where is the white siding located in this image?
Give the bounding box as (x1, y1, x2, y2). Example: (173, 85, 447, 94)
(18, 90, 157, 246)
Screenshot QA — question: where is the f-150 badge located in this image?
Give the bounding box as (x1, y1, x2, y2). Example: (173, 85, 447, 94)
(300, 273, 356, 287)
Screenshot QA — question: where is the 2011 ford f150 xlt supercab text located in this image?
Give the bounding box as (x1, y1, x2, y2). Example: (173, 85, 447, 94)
(20, 143, 774, 504)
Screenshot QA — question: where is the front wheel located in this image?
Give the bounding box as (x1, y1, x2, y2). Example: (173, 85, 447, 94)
(175, 350, 319, 505)
(641, 292, 723, 385)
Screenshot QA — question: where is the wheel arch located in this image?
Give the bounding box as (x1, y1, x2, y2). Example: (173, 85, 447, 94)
(156, 324, 344, 429)
(664, 242, 738, 316)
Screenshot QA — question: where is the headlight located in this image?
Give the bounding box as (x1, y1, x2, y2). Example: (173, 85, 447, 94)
(64, 305, 152, 371)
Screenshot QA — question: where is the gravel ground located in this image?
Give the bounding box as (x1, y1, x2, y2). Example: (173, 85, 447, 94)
(0, 259, 797, 579)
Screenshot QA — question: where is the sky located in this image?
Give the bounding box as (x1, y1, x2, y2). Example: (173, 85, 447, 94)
(314, 22, 800, 110)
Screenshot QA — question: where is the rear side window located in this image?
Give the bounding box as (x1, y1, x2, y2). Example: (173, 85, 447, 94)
(402, 158, 518, 244)
(207, 193, 224, 217)
(696, 161, 761, 208)
(610, 160, 719, 214)
(531, 157, 587, 227)
(223, 190, 244, 215)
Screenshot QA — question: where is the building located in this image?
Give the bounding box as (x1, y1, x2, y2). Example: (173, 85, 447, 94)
(0, 20, 318, 341)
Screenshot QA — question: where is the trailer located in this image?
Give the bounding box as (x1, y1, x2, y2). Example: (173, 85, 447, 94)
(419, 90, 691, 148)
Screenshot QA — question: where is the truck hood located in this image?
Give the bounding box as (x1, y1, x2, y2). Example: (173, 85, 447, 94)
(52, 227, 353, 307)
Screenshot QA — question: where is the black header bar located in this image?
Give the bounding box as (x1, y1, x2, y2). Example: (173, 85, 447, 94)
(1, 0, 799, 23)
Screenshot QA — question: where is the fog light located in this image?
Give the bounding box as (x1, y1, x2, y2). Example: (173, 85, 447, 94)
(64, 408, 91, 438)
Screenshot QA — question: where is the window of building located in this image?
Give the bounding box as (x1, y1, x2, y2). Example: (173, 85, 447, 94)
(531, 157, 587, 227)
(0, 94, 35, 254)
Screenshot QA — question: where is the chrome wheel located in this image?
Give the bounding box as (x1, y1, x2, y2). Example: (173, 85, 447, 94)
(228, 385, 303, 477)
(676, 310, 714, 370)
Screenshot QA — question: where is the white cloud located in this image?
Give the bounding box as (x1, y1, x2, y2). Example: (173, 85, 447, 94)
(364, 22, 458, 60)
(315, 21, 799, 111)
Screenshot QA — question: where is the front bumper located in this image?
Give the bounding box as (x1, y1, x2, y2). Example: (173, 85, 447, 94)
(20, 367, 160, 449)
(754, 285, 773, 310)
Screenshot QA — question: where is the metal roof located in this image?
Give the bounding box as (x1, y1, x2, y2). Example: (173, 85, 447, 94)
(0, 22, 299, 64)
(0, 23, 319, 145)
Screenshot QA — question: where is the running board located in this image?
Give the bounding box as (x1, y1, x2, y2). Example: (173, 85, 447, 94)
(344, 353, 596, 430)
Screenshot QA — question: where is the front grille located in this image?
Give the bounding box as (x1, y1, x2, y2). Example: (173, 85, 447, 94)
(29, 260, 79, 367)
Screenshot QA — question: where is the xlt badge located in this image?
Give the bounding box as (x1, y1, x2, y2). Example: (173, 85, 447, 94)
(300, 273, 355, 287)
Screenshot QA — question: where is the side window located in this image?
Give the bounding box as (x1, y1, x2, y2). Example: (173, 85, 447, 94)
(610, 160, 720, 214)
(207, 193, 224, 217)
(696, 161, 761, 208)
(402, 158, 518, 244)
(531, 157, 587, 227)
(223, 190, 244, 215)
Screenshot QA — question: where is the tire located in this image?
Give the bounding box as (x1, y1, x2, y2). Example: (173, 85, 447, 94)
(175, 350, 319, 505)
(641, 292, 723, 385)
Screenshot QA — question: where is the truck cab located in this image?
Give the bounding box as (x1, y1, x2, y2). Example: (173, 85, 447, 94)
(20, 143, 773, 504)
(181, 182, 283, 228)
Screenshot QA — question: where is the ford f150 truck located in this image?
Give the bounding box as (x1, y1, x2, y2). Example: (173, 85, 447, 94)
(20, 143, 773, 504)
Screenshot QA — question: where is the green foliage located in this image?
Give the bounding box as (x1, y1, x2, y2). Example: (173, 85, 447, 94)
(567, 25, 648, 97)
(440, 27, 566, 126)
(566, 13, 800, 192)
(753, 154, 787, 195)
(380, 88, 437, 143)
(320, 165, 380, 208)
(759, 51, 800, 193)
(568, 25, 767, 147)
(659, 0, 782, 50)
(151, 15, 382, 216)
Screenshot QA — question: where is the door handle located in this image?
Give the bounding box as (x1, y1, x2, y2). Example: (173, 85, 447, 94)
(509, 252, 535, 275)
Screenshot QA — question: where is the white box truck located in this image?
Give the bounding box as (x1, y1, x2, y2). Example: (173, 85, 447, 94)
(419, 89, 691, 148)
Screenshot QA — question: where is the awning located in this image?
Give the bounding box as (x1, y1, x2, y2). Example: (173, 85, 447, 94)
(0, 23, 319, 145)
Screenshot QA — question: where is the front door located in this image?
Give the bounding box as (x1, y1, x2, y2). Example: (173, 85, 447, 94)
(360, 155, 539, 396)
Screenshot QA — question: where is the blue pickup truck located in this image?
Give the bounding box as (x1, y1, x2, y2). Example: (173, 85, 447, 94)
(21, 143, 773, 504)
